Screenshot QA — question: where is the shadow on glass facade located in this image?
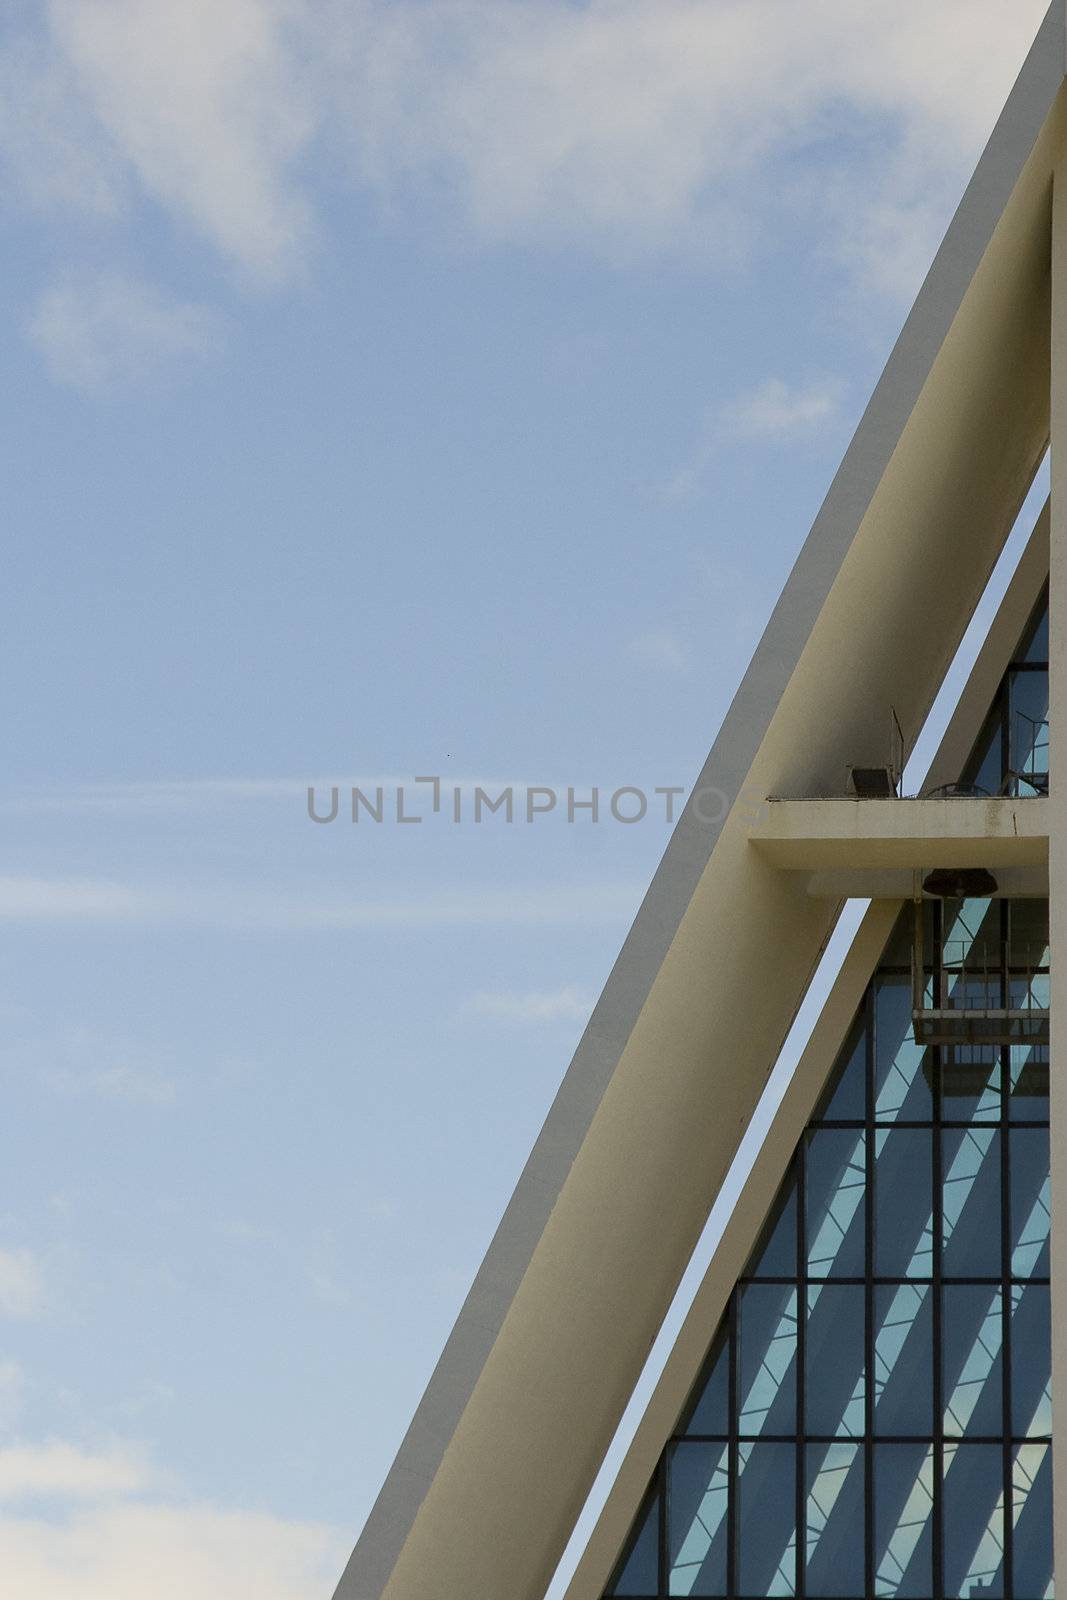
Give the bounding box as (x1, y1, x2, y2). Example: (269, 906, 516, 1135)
(604, 597, 1051, 1600)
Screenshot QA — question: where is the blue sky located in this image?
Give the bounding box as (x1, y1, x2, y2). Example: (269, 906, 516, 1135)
(0, 2, 1051, 1594)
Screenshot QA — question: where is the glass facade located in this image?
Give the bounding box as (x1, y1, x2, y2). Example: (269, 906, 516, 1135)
(605, 596, 1050, 1600)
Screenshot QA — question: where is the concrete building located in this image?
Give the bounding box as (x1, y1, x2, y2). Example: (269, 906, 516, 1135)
(335, 8, 1064, 1597)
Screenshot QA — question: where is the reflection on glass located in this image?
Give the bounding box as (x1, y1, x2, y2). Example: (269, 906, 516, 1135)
(875, 978, 930, 1121)
(601, 876, 1052, 1600)
(1008, 670, 1049, 795)
(749, 1176, 798, 1279)
(874, 1443, 934, 1598)
(941, 1045, 1000, 1124)
(966, 710, 1002, 796)
(817, 1015, 866, 1122)
(1021, 591, 1049, 663)
(1010, 1043, 1049, 1121)
(737, 1442, 795, 1597)
(876, 1129, 933, 1277)
(806, 1130, 865, 1277)
(1010, 1128, 1051, 1279)
(684, 1328, 729, 1438)
(806, 1284, 864, 1437)
(668, 1444, 727, 1597)
(943, 1287, 1002, 1438)
(1009, 900, 1050, 968)
(608, 1486, 659, 1596)
(942, 899, 1001, 991)
(1012, 1444, 1053, 1600)
(943, 1443, 1005, 1599)
(1011, 1284, 1051, 1440)
(874, 1283, 933, 1437)
(738, 1284, 797, 1436)
(806, 1442, 863, 1598)
(943, 1129, 1001, 1278)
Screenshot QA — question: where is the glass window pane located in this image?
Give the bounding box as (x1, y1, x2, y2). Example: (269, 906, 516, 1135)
(610, 1484, 660, 1596)
(964, 709, 1002, 795)
(874, 1283, 933, 1437)
(941, 1045, 1001, 1123)
(816, 1014, 867, 1122)
(943, 1128, 1002, 1278)
(1011, 1284, 1051, 1439)
(875, 1128, 932, 1278)
(874, 1443, 934, 1598)
(874, 977, 931, 1121)
(1010, 1128, 1050, 1279)
(1012, 1443, 1053, 1600)
(1020, 594, 1049, 664)
(749, 1175, 798, 1278)
(1010, 1043, 1049, 1121)
(943, 1287, 1003, 1439)
(1009, 900, 1049, 969)
(943, 1443, 1005, 1599)
(806, 1284, 864, 1437)
(806, 1442, 864, 1598)
(668, 1444, 727, 1596)
(941, 898, 1001, 985)
(737, 1441, 796, 1597)
(806, 1130, 866, 1278)
(1007, 670, 1049, 794)
(738, 1284, 797, 1437)
(683, 1324, 730, 1438)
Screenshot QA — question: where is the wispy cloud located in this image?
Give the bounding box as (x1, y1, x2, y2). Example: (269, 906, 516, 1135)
(0, 1250, 45, 1320)
(0, 1363, 26, 1430)
(0, 875, 640, 931)
(629, 628, 686, 675)
(667, 377, 841, 499)
(10, 1027, 178, 1109)
(46, 0, 317, 284)
(0, 1434, 345, 1599)
(0, 776, 528, 817)
(721, 378, 841, 440)
(0, 1, 1048, 296)
(44, 1062, 177, 1109)
(460, 985, 594, 1026)
(0, 1500, 345, 1599)
(27, 272, 224, 393)
(0, 1442, 150, 1503)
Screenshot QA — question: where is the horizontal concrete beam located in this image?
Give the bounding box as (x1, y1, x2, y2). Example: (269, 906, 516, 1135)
(750, 797, 1048, 870)
(805, 866, 1049, 899)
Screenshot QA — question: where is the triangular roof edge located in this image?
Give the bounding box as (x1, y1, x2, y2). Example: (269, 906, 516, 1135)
(335, 10, 1066, 1598)
(564, 503, 1052, 1599)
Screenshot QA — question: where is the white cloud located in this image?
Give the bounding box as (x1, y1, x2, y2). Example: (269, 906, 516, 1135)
(721, 378, 841, 439)
(630, 628, 686, 674)
(0, 1433, 346, 1597)
(667, 377, 841, 499)
(47, 0, 316, 283)
(0, 1250, 45, 1320)
(44, 1062, 177, 1109)
(0, 875, 640, 931)
(460, 985, 593, 1025)
(27, 272, 224, 393)
(0, 0, 1050, 295)
(317, 0, 1048, 284)
(0, 1501, 345, 1599)
(0, 1363, 26, 1429)
(0, 1442, 150, 1503)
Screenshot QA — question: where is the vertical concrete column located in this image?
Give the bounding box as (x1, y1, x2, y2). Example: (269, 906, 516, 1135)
(1049, 152, 1067, 1592)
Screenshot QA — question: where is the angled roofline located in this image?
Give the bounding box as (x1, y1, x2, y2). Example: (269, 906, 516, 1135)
(564, 504, 1052, 1599)
(334, 10, 1066, 1598)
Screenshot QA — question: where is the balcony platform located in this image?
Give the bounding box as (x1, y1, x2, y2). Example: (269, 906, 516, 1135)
(749, 797, 1049, 897)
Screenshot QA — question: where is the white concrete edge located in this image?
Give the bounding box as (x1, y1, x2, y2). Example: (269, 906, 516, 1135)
(562, 512, 1052, 1600)
(333, 12, 1066, 1598)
